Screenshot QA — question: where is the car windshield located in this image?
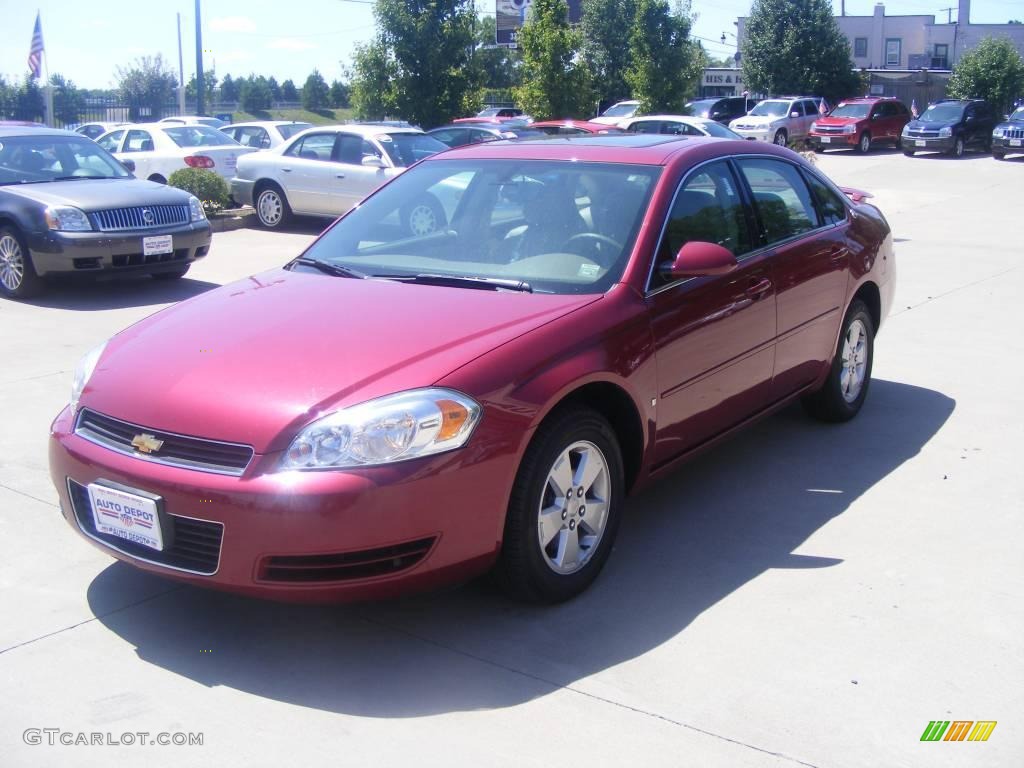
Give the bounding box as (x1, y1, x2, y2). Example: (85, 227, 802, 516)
(278, 123, 312, 139)
(300, 159, 660, 295)
(686, 101, 716, 117)
(377, 133, 448, 167)
(161, 126, 238, 148)
(602, 103, 638, 117)
(749, 101, 790, 117)
(698, 121, 742, 138)
(829, 103, 872, 118)
(919, 104, 965, 122)
(1010, 107, 1024, 121)
(0, 134, 130, 185)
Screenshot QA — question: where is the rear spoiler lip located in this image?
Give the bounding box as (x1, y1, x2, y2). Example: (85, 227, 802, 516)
(839, 186, 874, 203)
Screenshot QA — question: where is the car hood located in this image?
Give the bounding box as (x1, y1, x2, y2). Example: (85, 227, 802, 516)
(906, 119, 956, 130)
(1, 178, 191, 211)
(996, 118, 1024, 130)
(731, 115, 780, 126)
(815, 116, 862, 126)
(82, 269, 600, 453)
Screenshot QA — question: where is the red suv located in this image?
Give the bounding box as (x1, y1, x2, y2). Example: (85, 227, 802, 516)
(810, 97, 911, 153)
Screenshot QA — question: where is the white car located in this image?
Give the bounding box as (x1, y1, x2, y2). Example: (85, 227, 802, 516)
(231, 124, 448, 230)
(95, 123, 256, 184)
(74, 122, 128, 141)
(159, 115, 229, 130)
(620, 115, 744, 139)
(729, 97, 823, 145)
(591, 100, 641, 127)
(221, 121, 313, 150)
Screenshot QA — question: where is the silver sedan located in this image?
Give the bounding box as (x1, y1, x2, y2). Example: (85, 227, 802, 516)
(231, 125, 448, 230)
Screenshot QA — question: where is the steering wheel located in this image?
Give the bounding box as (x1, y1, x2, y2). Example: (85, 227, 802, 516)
(562, 232, 624, 267)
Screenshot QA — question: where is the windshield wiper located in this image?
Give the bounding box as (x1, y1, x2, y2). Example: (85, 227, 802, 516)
(53, 175, 109, 181)
(376, 273, 533, 293)
(289, 256, 367, 279)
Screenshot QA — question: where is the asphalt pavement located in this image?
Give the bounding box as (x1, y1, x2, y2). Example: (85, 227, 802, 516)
(0, 148, 1021, 767)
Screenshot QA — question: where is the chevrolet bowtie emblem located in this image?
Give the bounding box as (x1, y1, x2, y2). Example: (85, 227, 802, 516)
(131, 433, 164, 454)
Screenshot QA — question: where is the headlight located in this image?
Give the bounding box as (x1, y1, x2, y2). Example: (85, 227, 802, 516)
(902, 125, 911, 135)
(993, 127, 1004, 137)
(188, 195, 206, 222)
(809, 121, 818, 132)
(45, 206, 92, 231)
(843, 124, 856, 134)
(280, 388, 481, 470)
(70, 341, 108, 414)
(939, 126, 952, 138)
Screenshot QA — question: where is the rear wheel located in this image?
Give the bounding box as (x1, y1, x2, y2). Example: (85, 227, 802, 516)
(402, 194, 446, 236)
(802, 300, 874, 422)
(255, 184, 292, 229)
(856, 132, 872, 154)
(0, 226, 44, 300)
(494, 405, 624, 603)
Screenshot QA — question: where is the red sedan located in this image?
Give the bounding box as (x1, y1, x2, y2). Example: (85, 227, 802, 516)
(530, 120, 626, 136)
(50, 134, 896, 603)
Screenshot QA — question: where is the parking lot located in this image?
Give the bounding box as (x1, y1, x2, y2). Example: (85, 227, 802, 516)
(1, 149, 1021, 767)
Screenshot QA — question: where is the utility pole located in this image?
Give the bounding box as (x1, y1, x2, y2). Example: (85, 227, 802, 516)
(176, 13, 184, 87)
(940, 6, 955, 24)
(195, 0, 205, 116)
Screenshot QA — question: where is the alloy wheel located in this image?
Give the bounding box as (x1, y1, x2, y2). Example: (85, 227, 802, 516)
(258, 190, 283, 226)
(0, 234, 25, 292)
(859, 133, 871, 153)
(840, 319, 869, 403)
(407, 203, 438, 236)
(537, 440, 611, 575)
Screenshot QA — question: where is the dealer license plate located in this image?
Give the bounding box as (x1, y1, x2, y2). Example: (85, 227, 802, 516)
(1011, 139, 1022, 147)
(819, 136, 831, 144)
(915, 140, 926, 147)
(88, 483, 164, 551)
(143, 235, 173, 256)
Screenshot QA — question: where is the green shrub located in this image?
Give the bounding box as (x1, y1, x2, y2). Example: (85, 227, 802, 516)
(167, 168, 230, 214)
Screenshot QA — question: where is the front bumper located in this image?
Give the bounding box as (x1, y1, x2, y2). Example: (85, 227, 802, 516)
(810, 132, 857, 147)
(903, 135, 954, 152)
(230, 178, 256, 207)
(25, 221, 212, 276)
(731, 127, 773, 142)
(49, 406, 514, 602)
(992, 136, 1024, 154)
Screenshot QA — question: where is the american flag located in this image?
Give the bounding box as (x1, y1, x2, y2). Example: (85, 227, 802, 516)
(818, 99, 829, 116)
(27, 12, 44, 80)
(911, 99, 919, 118)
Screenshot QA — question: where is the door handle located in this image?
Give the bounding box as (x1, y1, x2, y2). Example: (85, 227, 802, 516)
(828, 245, 848, 263)
(336, 174, 346, 179)
(745, 277, 772, 298)
(281, 168, 292, 172)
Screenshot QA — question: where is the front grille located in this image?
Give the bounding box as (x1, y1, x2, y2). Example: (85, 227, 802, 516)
(68, 479, 222, 575)
(75, 409, 254, 476)
(91, 204, 189, 232)
(815, 125, 847, 135)
(1003, 127, 1024, 139)
(111, 248, 188, 268)
(906, 129, 940, 138)
(260, 537, 437, 583)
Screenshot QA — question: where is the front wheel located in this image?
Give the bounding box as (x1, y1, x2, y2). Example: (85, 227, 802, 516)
(802, 300, 874, 422)
(950, 136, 965, 157)
(903, 148, 915, 157)
(773, 129, 788, 147)
(856, 132, 871, 154)
(0, 226, 44, 299)
(151, 265, 190, 280)
(993, 150, 1006, 161)
(494, 406, 624, 603)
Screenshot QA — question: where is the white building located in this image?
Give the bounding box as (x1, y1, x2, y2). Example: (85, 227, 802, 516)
(737, 0, 1024, 71)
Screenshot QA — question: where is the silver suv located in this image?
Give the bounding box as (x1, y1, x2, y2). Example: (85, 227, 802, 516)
(729, 97, 822, 145)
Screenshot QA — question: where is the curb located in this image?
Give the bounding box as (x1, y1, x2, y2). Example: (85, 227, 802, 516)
(209, 209, 256, 233)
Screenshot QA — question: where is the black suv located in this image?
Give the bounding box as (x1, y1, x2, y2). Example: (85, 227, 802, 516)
(685, 97, 757, 125)
(992, 105, 1024, 160)
(902, 99, 998, 157)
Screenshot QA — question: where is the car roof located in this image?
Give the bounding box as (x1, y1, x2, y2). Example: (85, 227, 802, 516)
(628, 114, 713, 123)
(839, 97, 899, 103)
(424, 133, 730, 165)
(227, 121, 312, 128)
(0, 126, 78, 138)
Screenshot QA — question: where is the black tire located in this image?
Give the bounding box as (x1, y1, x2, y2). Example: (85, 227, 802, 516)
(856, 132, 871, 154)
(773, 129, 788, 147)
(401, 194, 447, 237)
(494, 405, 625, 603)
(802, 300, 875, 423)
(902, 149, 915, 157)
(254, 183, 292, 229)
(151, 265, 190, 280)
(813, 144, 825, 153)
(0, 226, 45, 300)
(993, 150, 1005, 161)
(950, 136, 965, 158)
(148, 174, 167, 184)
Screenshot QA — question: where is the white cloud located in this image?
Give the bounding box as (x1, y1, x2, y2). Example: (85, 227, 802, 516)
(266, 38, 318, 51)
(210, 16, 257, 33)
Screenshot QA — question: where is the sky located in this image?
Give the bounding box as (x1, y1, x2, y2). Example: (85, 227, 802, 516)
(0, 0, 1020, 90)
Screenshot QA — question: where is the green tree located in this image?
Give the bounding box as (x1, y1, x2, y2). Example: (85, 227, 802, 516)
(281, 79, 299, 101)
(115, 54, 178, 120)
(11, 76, 45, 122)
(351, 0, 480, 128)
(267, 76, 282, 102)
(302, 70, 331, 111)
(329, 79, 350, 108)
(49, 73, 85, 126)
(947, 37, 1024, 114)
(239, 76, 273, 112)
(186, 69, 218, 106)
(476, 15, 522, 89)
(741, 0, 860, 103)
(220, 73, 239, 103)
(514, 0, 594, 120)
(625, 0, 704, 114)
(351, 42, 398, 119)
(581, 0, 638, 105)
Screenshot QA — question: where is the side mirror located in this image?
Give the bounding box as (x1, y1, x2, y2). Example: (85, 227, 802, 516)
(660, 241, 737, 280)
(361, 156, 385, 169)
(120, 158, 136, 173)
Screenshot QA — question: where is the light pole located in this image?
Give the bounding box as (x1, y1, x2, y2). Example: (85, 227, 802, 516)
(195, 0, 205, 116)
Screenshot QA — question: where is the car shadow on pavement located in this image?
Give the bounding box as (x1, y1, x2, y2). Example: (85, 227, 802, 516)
(25, 275, 220, 311)
(87, 378, 954, 716)
(246, 217, 330, 236)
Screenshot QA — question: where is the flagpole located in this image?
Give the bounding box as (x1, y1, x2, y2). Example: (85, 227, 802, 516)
(40, 12, 48, 84)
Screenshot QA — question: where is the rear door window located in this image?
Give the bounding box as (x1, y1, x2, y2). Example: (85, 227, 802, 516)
(97, 130, 124, 153)
(735, 158, 819, 244)
(286, 133, 339, 162)
(123, 130, 154, 153)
